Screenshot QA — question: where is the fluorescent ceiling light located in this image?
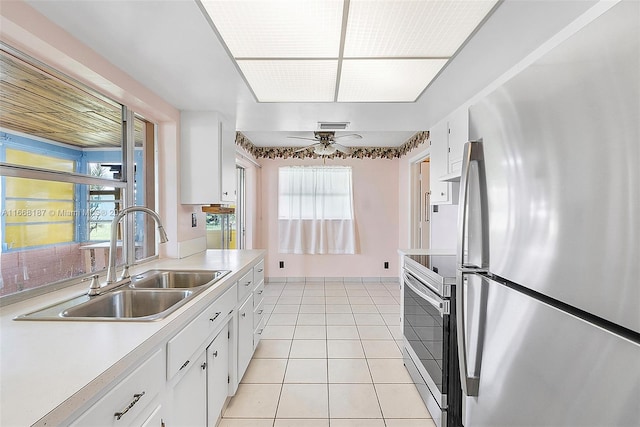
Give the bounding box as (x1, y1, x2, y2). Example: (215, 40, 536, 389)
(237, 60, 337, 102)
(338, 59, 448, 102)
(200, 0, 499, 102)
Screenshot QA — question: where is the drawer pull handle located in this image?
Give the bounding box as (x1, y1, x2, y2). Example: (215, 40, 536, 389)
(257, 290, 263, 295)
(258, 310, 263, 315)
(201, 362, 207, 370)
(241, 313, 246, 318)
(244, 281, 252, 287)
(212, 351, 218, 358)
(179, 360, 190, 370)
(258, 268, 263, 272)
(114, 391, 145, 420)
(210, 312, 222, 322)
(258, 329, 264, 334)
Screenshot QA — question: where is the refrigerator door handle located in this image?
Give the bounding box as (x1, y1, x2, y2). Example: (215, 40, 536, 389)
(457, 141, 474, 268)
(456, 270, 480, 396)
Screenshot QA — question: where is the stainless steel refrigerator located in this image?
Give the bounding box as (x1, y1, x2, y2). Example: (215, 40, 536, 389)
(456, 2, 640, 426)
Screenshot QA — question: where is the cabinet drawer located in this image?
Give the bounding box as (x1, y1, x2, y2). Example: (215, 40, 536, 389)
(70, 349, 164, 427)
(253, 280, 265, 308)
(253, 317, 265, 350)
(254, 259, 265, 285)
(237, 269, 254, 303)
(167, 284, 236, 379)
(253, 297, 264, 329)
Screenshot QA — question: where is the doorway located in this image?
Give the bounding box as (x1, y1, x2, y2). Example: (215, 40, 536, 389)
(410, 156, 431, 249)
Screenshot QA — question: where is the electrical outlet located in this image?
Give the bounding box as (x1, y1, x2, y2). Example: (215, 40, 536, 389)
(279, 261, 284, 269)
(191, 213, 197, 227)
(384, 261, 389, 269)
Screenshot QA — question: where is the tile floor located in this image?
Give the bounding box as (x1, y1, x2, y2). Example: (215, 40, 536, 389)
(219, 279, 436, 427)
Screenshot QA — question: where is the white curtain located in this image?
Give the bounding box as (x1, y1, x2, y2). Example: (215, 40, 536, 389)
(278, 166, 356, 254)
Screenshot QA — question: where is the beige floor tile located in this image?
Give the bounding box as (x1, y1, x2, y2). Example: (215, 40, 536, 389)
(362, 340, 402, 358)
(367, 358, 413, 383)
(284, 358, 328, 383)
(241, 358, 287, 383)
(327, 339, 365, 358)
(300, 304, 326, 313)
(261, 325, 296, 340)
(372, 296, 398, 305)
(326, 296, 350, 305)
(350, 304, 379, 313)
(282, 289, 304, 296)
(324, 289, 348, 297)
(277, 384, 329, 418)
(268, 313, 299, 325)
(348, 296, 374, 305)
(326, 313, 356, 325)
(254, 339, 292, 359)
(328, 384, 383, 419)
(218, 419, 274, 427)
(289, 339, 327, 358)
(278, 296, 302, 305)
(274, 419, 329, 427)
(376, 305, 400, 314)
(388, 325, 404, 340)
(326, 325, 360, 340)
(273, 304, 301, 313)
(297, 313, 327, 325)
(345, 289, 369, 296)
(330, 419, 386, 427)
(328, 359, 372, 383)
(303, 289, 325, 296)
(223, 383, 281, 418)
(302, 296, 326, 304)
(384, 420, 436, 427)
(325, 304, 352, 313)
(294, 325, 326, 339)
(375, 384, 431, 419)
(368, 289, 392, 296)
(353, 313, 386, 325)
(357, 325, 393, 340)
(381, 313, 401, 326)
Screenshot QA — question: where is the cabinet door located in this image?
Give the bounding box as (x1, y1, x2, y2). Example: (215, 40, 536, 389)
(237, 295, 254, 382)
(220, 118, 237, 203)
(447, 106, 469, 174)
(172, 351, 207, 426)
(429, 119, 452, 204)
(207, 323, 230, 427)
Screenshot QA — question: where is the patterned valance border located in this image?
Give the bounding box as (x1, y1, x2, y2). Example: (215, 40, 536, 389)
(236, 131, 429, 160)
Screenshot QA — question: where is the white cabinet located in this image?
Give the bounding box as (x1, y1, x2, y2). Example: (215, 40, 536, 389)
(207, 324, 230, 426)
(180, 111, 236, 205)
(429, 119, 454, 205)
(70, 349, 165, 427)
(171, 350, 207, 426)
(447, 106, 469, 175)
(236, 294, 254, 382)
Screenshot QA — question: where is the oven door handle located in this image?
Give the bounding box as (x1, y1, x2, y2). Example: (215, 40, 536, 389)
(403, 272, 444, 315)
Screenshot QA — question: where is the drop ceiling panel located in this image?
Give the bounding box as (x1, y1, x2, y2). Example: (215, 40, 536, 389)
(344, 0, 499, 57)
(238, 60, 338, 102)
(338, 59, 447, 102)
(201, 0, 343, 58)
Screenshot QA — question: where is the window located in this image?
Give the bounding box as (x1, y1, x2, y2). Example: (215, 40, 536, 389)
(0, 46, 156, 299)
(278, 166, 356, 254)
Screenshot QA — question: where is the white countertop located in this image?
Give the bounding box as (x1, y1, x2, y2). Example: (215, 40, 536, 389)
(0, 249, 265, 427)
(397, 248, 456, 256)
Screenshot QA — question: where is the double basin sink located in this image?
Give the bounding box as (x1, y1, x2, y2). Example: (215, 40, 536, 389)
(16, 270, 230, 321)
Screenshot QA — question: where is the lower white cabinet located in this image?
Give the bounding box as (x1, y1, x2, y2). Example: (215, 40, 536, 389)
(207, 324, 230, 426)
(171, 351, 207, 426)
(237, 294, 254, 382)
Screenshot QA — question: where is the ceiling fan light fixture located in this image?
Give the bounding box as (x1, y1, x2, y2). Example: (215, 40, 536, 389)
(314, 144, 337, 156)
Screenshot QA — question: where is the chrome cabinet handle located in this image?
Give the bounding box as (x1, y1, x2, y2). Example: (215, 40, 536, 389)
(241, 312, 246, 317)
(244, 281, 252, 287)
(114, 391, 145, 420)
(201, 362, 207, 370)
(258, 268, 263, 272)
(258, 310, 263, 315)
(210, 312, 221, 322)
(212, 351, 218, 358)
(179, 360, 190, 370)
(257, 290, 263, 295)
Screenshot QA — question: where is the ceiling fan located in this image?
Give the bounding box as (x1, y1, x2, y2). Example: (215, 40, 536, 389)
(288, 131, 362, 156)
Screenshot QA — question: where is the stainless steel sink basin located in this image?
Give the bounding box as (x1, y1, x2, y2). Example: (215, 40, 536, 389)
(130, 270, 229, 289)
(60, 289, 193, 320)
(15, 269, 230, 321)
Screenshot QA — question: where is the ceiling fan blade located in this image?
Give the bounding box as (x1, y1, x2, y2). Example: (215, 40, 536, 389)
(333, 133, 362, 141)
(287, 136, 319, 142)
(294, 143, 321, 153)
(333, 143, 353, 154)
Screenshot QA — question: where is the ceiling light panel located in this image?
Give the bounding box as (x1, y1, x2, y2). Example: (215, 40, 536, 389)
(201, 0, 344, 58)
(344, 0, 498, 57)
(238, 60, 337, 102)
(337, 59, 447, 102)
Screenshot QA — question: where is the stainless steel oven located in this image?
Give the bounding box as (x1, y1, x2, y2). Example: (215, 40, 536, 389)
(402, 255, 460, 427)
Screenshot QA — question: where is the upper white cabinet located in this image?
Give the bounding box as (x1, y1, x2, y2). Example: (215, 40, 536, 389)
(447, 105, 469, 175)
(429, 119, 455, 205)
(180, 111, 236, 205)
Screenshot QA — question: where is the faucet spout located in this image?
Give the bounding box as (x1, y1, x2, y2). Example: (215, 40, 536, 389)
(105, 206, 169, 285)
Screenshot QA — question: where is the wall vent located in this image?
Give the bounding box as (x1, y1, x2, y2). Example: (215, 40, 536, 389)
(318, 121, 349, 130)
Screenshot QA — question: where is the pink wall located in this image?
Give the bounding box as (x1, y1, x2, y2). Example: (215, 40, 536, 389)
(0, 1, 201, 257)
(259, 157, 399, 279)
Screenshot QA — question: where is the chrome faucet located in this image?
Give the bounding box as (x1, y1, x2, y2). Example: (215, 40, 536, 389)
(88, 206, 168, 296)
